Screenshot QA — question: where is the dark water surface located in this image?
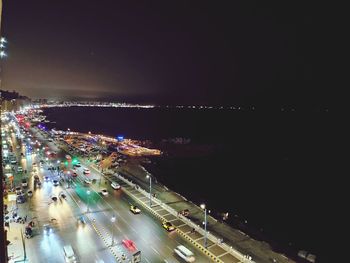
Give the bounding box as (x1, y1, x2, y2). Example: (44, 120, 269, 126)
(43, 106, 338, 262)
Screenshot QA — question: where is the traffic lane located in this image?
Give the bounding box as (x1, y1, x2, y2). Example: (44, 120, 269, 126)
(72, 176, 210, 262)
(25, 169, 116, 263)
(73, 164, 211, 262)
(67, 180, 168, 262)
(102, 188, 212, 262)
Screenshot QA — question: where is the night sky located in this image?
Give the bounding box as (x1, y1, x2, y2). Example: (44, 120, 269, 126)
(2, 1, 315, 106)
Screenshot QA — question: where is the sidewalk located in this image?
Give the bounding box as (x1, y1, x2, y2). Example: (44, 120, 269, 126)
(5, 221, 27, 263)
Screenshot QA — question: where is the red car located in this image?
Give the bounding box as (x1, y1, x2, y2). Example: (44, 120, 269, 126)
(122, 239, 136, 251)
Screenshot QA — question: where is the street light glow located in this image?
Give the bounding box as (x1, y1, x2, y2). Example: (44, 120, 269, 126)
(200, 203, 206, 210)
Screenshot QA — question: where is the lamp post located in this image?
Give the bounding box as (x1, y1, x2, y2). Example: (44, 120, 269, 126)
(111, 215, 116, 246)
(86, 190, 91, 212)
(146, 174, 152, 207)
(200, 203, 208, 249)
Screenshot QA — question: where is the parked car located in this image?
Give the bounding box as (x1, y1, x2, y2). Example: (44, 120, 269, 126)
(83, 168, 90, 174)
(53, 180, 59, 186)
(179, 209, 190, 217)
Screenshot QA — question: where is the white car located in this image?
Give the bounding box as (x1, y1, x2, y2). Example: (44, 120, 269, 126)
(21, 179, 28, 188)
(83, 168, 90, 174)
(111, 182, 121, 190)
(84, 178, 92, 185)
(100, 189, 108, 196)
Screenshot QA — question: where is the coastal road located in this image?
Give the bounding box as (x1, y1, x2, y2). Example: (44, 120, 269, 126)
(29, 125, 212, 262)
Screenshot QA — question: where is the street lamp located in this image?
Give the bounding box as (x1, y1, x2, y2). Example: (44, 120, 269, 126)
(86, 190, 91, 212)
(200, 203, 208, 249)
(146, 174, 152, 207)
(111, 215, 116, 246)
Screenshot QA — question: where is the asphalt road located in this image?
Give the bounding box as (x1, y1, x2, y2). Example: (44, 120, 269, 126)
(5, 122, 212, 262)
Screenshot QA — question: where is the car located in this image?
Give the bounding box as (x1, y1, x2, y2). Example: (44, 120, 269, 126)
(15, 186, 22, 195)
(111, 182, 121, 190)
(122, 239, 136, 251)
(27, 190, 33, 197)
(179, 209, 190, 217)
(16, 145, 21, 149)
(17, 166, 23, 173)
(77, 216, 86, 225)
(53, 180, 59, 186)
(130, 205, 141, 214)
(162, 221, 175, 231)
(59, 192, 67, 199)
(63, 245, 77, 263)
(73, 163, 81, 168)
(25, 226, 33, 238)
(100, 189, 108, 196)
(72, 171, 78, 177)
(32, 162, 37, 167)
(83, 168, 90, 174)
(43, 224, 53, 234)
(36, 180, 42, 188)
(84, 178, 92, 185)
(51, 195, 58, 202)
(16, 194, 26, 204)
(44, 176, 49, 181)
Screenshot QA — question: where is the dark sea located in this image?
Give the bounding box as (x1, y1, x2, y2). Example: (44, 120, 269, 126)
(42, 106, 339, 262)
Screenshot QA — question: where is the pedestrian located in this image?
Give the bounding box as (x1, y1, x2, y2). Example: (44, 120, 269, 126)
(191, 228, 195, 233)
(24, 215, 27, 222)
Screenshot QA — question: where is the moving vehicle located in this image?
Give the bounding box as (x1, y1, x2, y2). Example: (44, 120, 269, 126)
(53, 180, 59, 186)
(84, 178, 92, 185)
(162, 221, 175, 231)
(63, 245, 77, 263)
(111, 182, 121, 190)
(16, 195, 26, 204)
(77, 216, 86, 225)
(25, 226, 33, 238)
(122, 239, 136, 251)
(130, 205, 141, 214)
(83, 168, 90, 174)
(15, 186, 23, 195)
(17, 166, 23, 173)
(59, 192, 67, 199)
(100, 189, 108, 196)
(27, 190, 33, 197)
(174, 245, 195, 262)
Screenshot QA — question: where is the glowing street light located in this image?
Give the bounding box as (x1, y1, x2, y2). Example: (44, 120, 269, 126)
(0, 37, 6, 43)
(200, 203, 208, 249)
(111, 215, 116, 246)
(146, 174, 152, 207)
